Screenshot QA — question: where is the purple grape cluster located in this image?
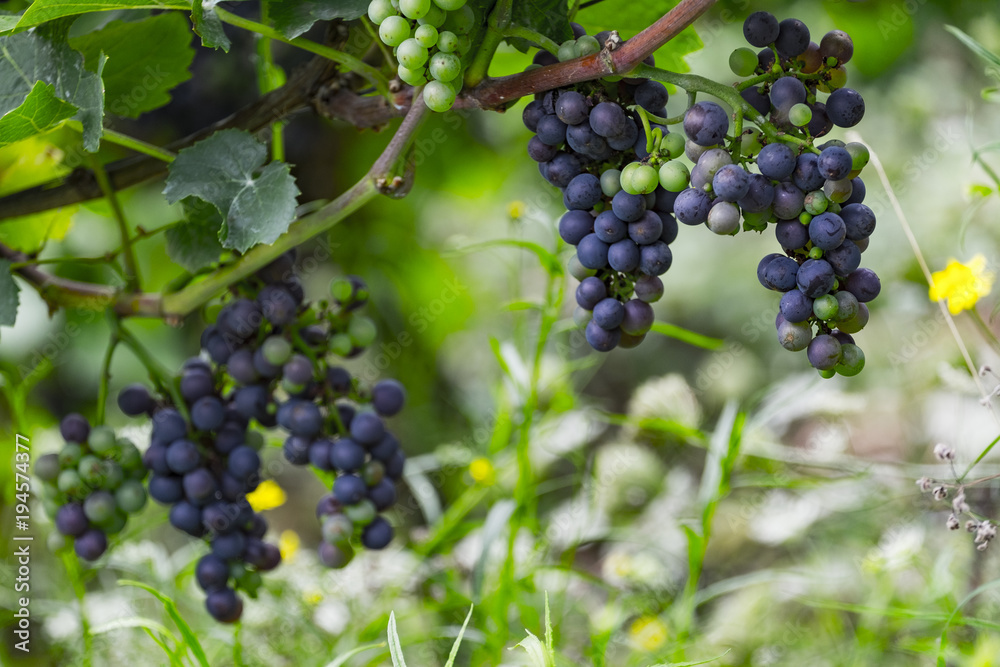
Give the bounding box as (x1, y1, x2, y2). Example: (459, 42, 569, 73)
(35, 415, 148, 561)
(523, 24, 677, 352)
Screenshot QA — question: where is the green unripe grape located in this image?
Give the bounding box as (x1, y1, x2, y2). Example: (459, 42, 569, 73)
(799, 212, 813, 225)
(56, 470, 87, 496)
(834, 291, 859, 321)
(827, 66, 847, 90)
(658, 161, 690, 192)
(828, 202, 841, 214)
(84, 490, 117, 523)
(803, 190, 828, 215)
(443, 5, 474, 34)
(282, 379, 307, 396)
(362, 460, 386, 486)
(818, 368, 836, 379)
(568, 255, 595, 281)
(433, 0, 466, 10)
(368, 0, 396, 24)
(631, 164, 660, 194)
(835, 344, 865, 376)
(739, 129, 763, 157)
(348, 316, 378, 348)
(706, 201, 741, 235)
(236, 570, 263, 596)
(330, 277, 354, 303)
(322, 514, 354, 546)
(59, 443, 84, 469)
(104, 461, 124, 490)
(397, 64, 428, 86)
(99, 510, 127, 535)
(78, 454, 106, 487)
(455, 34, 471, 54)
(418, 4, 446, 26)
(379, 15, 410, 47)
(742, 210, 770, 231)
(262, 335, 292, 366)
(35, 453, 61, 482)
(573, 306, 593, 327)
(423, 79, 457, 112)
(330, 333, 353, 356)
(414, 23, 438, 47)
(344, 499, 377, 526)
(245, 430, 265, 451)
(813, 294, 839, 320)
(399, 0, 430, 19)
(437, 30, 459, 52)
(397, 38, 429, 69)
(600, 169, 622, 197)
(789, 103, 812, 127)
(845, 142, 870, 172)
(619, 162, 640, 194)
(729, 47, 757, 77)
(321, 542, 354, 568)
(660, 132, 685, 159)
(577, 35, 600, 56)
(115, 480, 147, 513)
(823, 177, 853, 203)
(558, 39, 579, 62)
(88, 426, 117, 456)
(808, 247, 824, 260)
(428, 52, 461, 82)
(118, 440, 143, 471)
(229, 562, 246, 581)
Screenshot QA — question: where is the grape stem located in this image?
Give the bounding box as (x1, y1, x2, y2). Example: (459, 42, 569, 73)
(89, 155, 141, 291)
(95, 315, 120, 426)
(503, 24, 561, 56)
(632, 63, 819, 154)
(465, 0, 514, 88)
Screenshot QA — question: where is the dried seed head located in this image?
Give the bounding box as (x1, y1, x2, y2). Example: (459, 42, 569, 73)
(916, 477, 933, 492)
(947, 514, 961, 530)
(933, 443, 956, 461)
(966, 520, 979, 533)
(933, 486, 948, 501)
(953, 492, 970, 514)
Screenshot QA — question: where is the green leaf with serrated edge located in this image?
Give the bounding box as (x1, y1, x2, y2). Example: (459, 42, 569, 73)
(268, 0, 368, 39)
(0, 208, 75, 254)
(163, 129, 300, 253)
(511, 0, 572, 46)
(0, 81, 77, 146)
(191, 0, 231, 51)
(15, 0, 188, 30)
(387, 611, 408, 667)
(165, 198, 225, 272)
(0, 260, 20, 327)
(0, 31, 105, 150)
(69, 13, 195, 119)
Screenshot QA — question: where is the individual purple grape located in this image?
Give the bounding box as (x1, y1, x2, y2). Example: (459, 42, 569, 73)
(712, 164, 750, 202)
(536, 114, 567, 146)
(629, 211, 664, 245)
(183, 468, 218, 505)
(60, 413, 91, 443)
(594, 211, 627, 243)
(634, 81, 668, 113)
(775, 18, 810, 57)
(841, 203, 876, 240)
(566, 123, 610, 159)
(683, 101, 729, 146)
(527, 136, 558, 162)
(760, 256, 799, 291)
(773, 182, 805, 220)
(330, 438, 366, 472)
(780, 290, 814, 323)
(564, 173, 603, 210)
(117, 384, 153, 417)
(608, 239, 641, 272)
(56, 503, 89, 537)
(741, 86, 771, 116)
(592, 298, 625, 330)
(757, 143, 796, 180)
(196, 554, 230, 592)
(361, 517, 394, 550)
(796, 259, 836, 297)
(545, 152, 582, 188)
(577, 234, 610, 270)
(205, 588, 243, 623)
(844, 268, 881, 302)
(589, 102, 627, 137)
(559, 210, 593, 245)
(166, 439, 202, 474)
(673, 188, 712, 225)
(793, 153, 824, 192)
(334, 474, 368, 505)
(817, 146, 853, 180)
(825, 241, 862, 276)
(585, 319, 621, 352)
(807, 102, 833, 137)
(169, 501, 206, 536)
(634, 275, 664, 303)
(807, 334, 842, 370)
(743, 11, 779, 47)
(368, 479, 397, 510)
(555, 91, 589, 125)
(620, 299, 654, 335)
(149, 474, 185, 504)
(776, 220, 809, 250)
(639, 242, 672, 276)
(372, 379, 406, 417)
(74, 529, 108, 561)
(576, 277, 607, 310)
(820, 29, 854, 64)
(611, 191, 646, 222)
(769, 77, 806, 113)
(808, 212, 847, 251)
(826, 88, 865, 128)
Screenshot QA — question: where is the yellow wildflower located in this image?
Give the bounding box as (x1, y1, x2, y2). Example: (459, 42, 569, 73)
(929, 255, 995, 315)
(628, 615, 669, 651)
(246, 480, 287, 511)
(303, 589, 323, 605)
(469, 457, 495, 485)
(279, 529, 300, 561)
(507, 200, 526, 221)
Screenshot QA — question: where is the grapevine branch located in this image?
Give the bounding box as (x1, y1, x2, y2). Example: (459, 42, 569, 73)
(0, 0, 715, 320)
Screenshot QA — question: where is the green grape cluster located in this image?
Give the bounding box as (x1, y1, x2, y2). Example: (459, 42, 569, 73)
(368, 0, 475, 112)
(35, 417, 148, 560)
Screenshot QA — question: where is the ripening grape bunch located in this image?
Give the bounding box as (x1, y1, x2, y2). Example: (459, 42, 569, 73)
(35, 415, 148, 561)
(524, 24, 675, 352)
(525, 12, 880, 376)
(368, 0, 474, 112)
(201, 252, 408, 569)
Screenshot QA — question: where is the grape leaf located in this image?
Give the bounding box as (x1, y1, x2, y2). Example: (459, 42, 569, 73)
(0, 81, 77, 146)
(165, 198, 225, 272)
(0, 31, 105, 151)
(511, 0, 572, 47)
(268, 0, 368, 39)
(15, 0, 189, 30)
(163, 129, 300, 253)
(191, 0, 232, 51)
(0, 260, 20, 327)
(69, 13, 195, 119)
(0, 14, 20, 34)
(0, 209, 75, 254)
(576, 1, 702, 74)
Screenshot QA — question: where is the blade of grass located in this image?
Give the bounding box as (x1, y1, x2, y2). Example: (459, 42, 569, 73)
(444, 605, 475, 667)
(649, 649, 731, 666)
(325, 642, 386, 667)
(649, 322, 724, 350)
(118, 580, 210, 667)
(387, 611, 408, 667)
